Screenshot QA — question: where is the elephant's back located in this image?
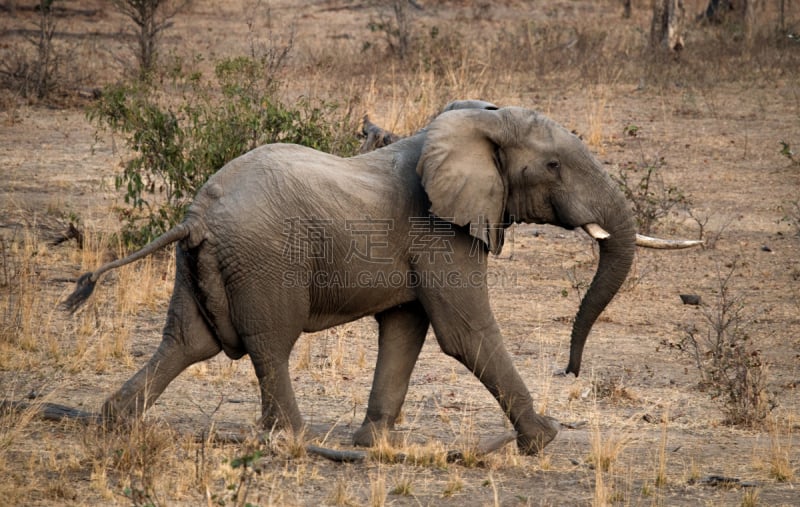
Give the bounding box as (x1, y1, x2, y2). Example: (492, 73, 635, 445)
(195, 143, 420, 226)
(184, 143, 421, 259)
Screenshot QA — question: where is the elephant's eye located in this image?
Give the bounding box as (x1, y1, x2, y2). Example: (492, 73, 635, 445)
(546, 160, 561, 172)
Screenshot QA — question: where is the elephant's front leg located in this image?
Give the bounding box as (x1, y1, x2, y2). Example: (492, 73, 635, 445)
(353, 302, 429, 447)
(420, 292, 559, 455)
(469, 338, 559, 454)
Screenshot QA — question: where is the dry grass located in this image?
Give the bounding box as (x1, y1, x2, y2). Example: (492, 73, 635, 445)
(655, 411, 670, 488)
(589, 420, 628, 475)
(586, 86, 610, 151)
(368, 468, 387, 507)
(756, 417, 797, 483)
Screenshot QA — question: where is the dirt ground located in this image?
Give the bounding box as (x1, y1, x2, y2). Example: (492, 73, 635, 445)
(1, 1, 799, 506)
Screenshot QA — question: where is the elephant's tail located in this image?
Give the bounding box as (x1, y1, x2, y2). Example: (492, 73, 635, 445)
(61, 223, 192, 313)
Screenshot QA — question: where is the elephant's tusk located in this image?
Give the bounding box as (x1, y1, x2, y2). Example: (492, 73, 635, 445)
(583, 223, 611, 240)
(635, 234, 704, 249)
(583, 224, 703, 249)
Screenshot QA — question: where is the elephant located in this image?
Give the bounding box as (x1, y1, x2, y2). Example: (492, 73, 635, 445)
(64, 101, 700, 455)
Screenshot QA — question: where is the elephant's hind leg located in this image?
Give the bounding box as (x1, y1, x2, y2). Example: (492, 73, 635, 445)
(249, 345, 304, 434)
(353, 302, 429, 447)
(227, 278, 307, 434)
(102, 252, 222, 423)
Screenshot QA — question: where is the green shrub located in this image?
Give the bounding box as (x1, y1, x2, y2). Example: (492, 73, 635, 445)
(88, 55, 359, 248)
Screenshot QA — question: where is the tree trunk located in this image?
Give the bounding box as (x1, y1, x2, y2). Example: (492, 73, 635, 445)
(700, 0, 731, 22)
(743, 0, 758, 45)
(779, 0, 785, 32)
(392, 0, 410, 60)
(650, 0, 685, 52)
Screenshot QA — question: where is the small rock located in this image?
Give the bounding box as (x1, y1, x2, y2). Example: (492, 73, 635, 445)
(680, 294, 701, 305)
(761, 245, 773, 252)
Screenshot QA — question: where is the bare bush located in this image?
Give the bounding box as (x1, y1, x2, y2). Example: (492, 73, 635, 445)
(110, 0, 191, 79)
(0, 0, 58, 99)
(680, 260, 776, 427)
(779, 200, 800, 237)
(687, 209, 734, 249)
(611, 154, 688, 234)
(367, 0, 422, 60)
(244, 1, 294, 77)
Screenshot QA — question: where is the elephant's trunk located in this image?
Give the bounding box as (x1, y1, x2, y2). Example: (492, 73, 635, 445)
(565, 197, 636, 377)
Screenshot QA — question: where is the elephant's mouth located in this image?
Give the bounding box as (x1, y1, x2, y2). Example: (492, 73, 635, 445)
(506, 209, 575, 230)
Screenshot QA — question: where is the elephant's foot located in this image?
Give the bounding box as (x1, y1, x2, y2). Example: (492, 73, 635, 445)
(516, 415, 560, 455)
(100, 390, 147, 428)
(257, 397, 305, 436)
(258, 412, 306, 440)
(353, 417, 401, 448)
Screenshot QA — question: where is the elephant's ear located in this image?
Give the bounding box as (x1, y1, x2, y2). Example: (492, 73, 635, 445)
(417, 109, 507, 255)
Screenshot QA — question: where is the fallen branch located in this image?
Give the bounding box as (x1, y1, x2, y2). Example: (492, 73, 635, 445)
(358, 115, 401, 154)
(307, 430, 519, 464)
(560, 419, 588, 429)
(50, 222, 84, 248)
(694, 475, 760, 488)
(306, 445, 369, 463)
(0, 400, 95, 422)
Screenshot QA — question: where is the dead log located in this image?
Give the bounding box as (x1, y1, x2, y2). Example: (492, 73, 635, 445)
(306, 430, 519, 464)
(358, 115, 401, 154)
(50, 222, 84, 248)
(0, 400, 95, 422)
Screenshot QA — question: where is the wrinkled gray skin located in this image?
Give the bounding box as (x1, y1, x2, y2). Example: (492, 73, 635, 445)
(67, 101, 637, 454)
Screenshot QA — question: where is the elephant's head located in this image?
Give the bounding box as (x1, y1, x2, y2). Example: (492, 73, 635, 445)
(417, 107, 636, 376)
